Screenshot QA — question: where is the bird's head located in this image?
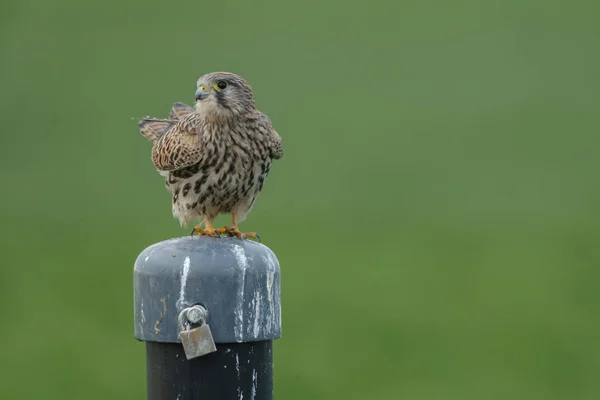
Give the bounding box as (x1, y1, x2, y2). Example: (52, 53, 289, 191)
(194, 72, 255, 118)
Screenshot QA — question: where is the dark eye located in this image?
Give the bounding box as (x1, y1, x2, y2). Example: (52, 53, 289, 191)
(216, 80, 227, 90)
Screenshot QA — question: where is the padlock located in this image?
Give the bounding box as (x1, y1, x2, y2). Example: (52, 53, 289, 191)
(178, 306, 217, 360)
(179, 323, 217, 360)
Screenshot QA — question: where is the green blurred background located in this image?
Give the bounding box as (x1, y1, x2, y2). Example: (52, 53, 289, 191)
(1, 0, 599, 398)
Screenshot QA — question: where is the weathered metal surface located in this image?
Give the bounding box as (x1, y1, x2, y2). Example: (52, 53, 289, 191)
(145, 341, 273, 400)
(134, 236, 282, 343)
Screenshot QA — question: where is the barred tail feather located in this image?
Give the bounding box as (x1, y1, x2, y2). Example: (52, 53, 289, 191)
(138, 118, 174, 143)
(169, 102, 194, 120)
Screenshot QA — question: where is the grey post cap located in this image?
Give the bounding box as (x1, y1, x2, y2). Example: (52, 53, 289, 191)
(134, 236, 282, 343)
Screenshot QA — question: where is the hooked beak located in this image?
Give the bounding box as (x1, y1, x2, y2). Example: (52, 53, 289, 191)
(195, 89, 209, 101)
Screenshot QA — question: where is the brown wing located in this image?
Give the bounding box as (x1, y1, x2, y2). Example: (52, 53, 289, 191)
(151, 113, 204, 171)
(270, 133, 283, 160)
(259, 112, 283, 160)
(138, 118, 176, 143)
(138, 103, 192, 143)
(169, 102, 194, 120)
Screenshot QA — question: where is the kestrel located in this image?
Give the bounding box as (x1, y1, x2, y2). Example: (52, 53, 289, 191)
(138, 72, 283, 240)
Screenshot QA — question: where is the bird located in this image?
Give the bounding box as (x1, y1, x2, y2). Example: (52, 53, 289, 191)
(138, 72, 283, 241)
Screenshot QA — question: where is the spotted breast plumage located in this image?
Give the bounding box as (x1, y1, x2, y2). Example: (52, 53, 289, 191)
(138, 72, 283, 240)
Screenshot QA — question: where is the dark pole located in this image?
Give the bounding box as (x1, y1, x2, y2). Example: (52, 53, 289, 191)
(134, 237, 282, 400)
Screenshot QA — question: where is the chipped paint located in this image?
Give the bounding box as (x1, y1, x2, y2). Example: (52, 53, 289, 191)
(153, 297, 167, 335)
(261, 254, 277, 334)
(266, 271, 275, 297)
(237, 388, 243, 399)
(176, 256, 191, 310)
(265, 257, 276, 297)
(236, 353, 240, 380)
(137, 300, 145, 339)
(232, 245, 248, 342)
(250, 369, 257, 400)
(143, 245, 159, 264)
(252, 291, 262, 338)
(264, 252, 278, 272)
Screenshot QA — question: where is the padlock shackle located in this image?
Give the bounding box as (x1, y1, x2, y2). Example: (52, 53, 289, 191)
(177, 305, 208, 332)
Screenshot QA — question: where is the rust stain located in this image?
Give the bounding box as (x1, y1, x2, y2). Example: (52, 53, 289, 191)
(154, 297, 167, 334)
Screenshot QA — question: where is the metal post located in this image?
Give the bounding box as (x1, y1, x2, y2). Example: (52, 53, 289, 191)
(134, 237, 282, 399)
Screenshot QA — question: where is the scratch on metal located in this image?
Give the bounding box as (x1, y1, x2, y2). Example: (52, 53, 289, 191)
(154, 297, 167, 334)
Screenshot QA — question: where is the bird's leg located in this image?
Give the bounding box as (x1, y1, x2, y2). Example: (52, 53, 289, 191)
(221, 212, 261, 242)
(190, 216, 221, 237)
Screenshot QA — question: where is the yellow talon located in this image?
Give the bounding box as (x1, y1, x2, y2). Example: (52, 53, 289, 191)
(190, 225, 221, 237)
(219, 226, 261, 242)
